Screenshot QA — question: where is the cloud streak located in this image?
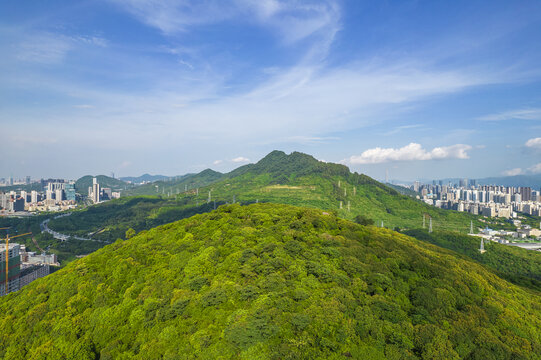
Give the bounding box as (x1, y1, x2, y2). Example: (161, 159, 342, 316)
(110, 0, 340, 45)
(477, 108, 541, 121)
(344, 143, 472, 164)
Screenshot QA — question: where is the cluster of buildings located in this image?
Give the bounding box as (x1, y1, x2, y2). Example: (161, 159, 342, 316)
(414, 179, 541, 219)
(0, 242, 59, 296)
(0, 180, 77, 213)
(0, 176, 31, 187)
(88, 177, 120, 204)
(1, 176, 121, 213)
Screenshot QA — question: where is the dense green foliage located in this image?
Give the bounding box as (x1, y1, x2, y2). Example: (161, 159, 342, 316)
(75, 175, 129, 194)
(1, 204, 540, 359)
(403, 229, 541, 292)
(48, 196, 223, 242)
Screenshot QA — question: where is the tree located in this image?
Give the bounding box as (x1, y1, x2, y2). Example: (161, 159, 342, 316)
(125, 228, 136, 239)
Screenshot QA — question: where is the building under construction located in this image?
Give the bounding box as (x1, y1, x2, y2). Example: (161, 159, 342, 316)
(0, 243, 21, 295)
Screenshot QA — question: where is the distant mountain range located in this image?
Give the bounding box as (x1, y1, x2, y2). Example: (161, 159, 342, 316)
(476, 174, 541, 188)
(395, 174, 541, 189)
(120, 173, 175, 183)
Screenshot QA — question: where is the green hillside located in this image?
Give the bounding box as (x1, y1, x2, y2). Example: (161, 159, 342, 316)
(75, 175, 129, 194)
(48, 196, 223, 242)
(42, 151, 514, 266)
(180, 151, 507, 232)
(1, 204, 540, 359)
(124, 169, 223, 196)
(403, 229, 541, 292)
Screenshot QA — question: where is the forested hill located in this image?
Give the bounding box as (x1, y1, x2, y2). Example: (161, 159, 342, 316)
(123, 169, 224, 196)
(75, 175, 128, 193)
(1, 203, 540, 359)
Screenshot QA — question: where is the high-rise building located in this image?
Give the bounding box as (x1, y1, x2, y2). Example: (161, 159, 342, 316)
(92, 177, 100, 203)
(25, 176, 31, 185)
(31, 191, 38, 204)
(55, 189, 64, 202)
(0, 243, 21, 295)
(64, 182, 76, 202)
(519, 187, 532, 202)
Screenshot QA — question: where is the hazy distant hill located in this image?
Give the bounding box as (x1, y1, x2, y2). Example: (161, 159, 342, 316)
(476, 174, 541, 188)
(120, 173, 173, 183)
(1, 203, 539, 359)
(74, 175, 128, 193)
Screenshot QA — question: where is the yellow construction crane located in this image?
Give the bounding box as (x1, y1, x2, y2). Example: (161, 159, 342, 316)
(1, 230, 32, 295)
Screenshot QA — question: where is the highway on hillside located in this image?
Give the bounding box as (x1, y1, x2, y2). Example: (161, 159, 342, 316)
(40, 215, 109, 243)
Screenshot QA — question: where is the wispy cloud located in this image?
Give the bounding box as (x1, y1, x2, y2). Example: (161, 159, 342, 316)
(16, 32, 72, 64)
(213, 160, 223, 165)
(383, 124, 423, 136)
(110, 0, 340, 45)
(477, 108, 541, 121)
(343, 143, 472, 164)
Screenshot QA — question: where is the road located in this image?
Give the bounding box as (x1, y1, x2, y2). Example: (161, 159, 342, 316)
(40, 216, 108, 243)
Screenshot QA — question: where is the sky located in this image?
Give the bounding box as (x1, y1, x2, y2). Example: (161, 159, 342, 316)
(1, 0, 541, 182)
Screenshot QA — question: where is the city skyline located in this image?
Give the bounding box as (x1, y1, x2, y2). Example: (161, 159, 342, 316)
(1, 1, 541, 179)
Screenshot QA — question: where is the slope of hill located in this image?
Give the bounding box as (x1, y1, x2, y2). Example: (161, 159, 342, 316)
(0, 182, 43, 193)
(75, 175, 128, 194)
(120, 174, 172, 184)
(403, 229, 541, 292)
(189, 151, 507, 232)
(48, 196, 222, 242)
(1, 203, 540, 359)
(124, 169, 224, 196)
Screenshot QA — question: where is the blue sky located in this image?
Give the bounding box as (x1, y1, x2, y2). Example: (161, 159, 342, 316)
(1, 0, 541, 181)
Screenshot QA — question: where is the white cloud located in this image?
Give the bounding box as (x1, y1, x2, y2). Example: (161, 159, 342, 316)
(344, 143, 472, 164)
(232, 156, 250, 163)
(525, 137, 541, 149)
(477, 108, 541, 121)
(528, 163, 541, 174)
(213, 160, 223, 165)
(503, 168, 523, 176)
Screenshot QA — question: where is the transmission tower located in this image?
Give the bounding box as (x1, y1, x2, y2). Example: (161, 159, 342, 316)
(428, 218, 433, 233)
(479, 238, 486, 254)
